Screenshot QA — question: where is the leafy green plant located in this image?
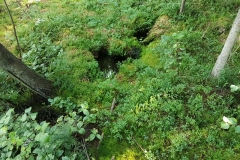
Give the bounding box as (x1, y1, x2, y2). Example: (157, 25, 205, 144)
(230, 85, 240, 92)
(0, 106, 101, 159)
(221, 116, 240, 133)
(221, 116, 237, 129)
(2, 0, 240, 159)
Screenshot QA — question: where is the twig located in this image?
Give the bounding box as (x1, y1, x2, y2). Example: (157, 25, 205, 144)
(132, 136, 145, 152)
(81, 137, 90, 160)
(4, 0, 22, 58)
(179, 0, 186, 14)
(110, 97, 116, 112)
(111, 156, 115, 160)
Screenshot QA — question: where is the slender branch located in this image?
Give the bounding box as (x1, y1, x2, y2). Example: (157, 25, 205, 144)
(179, 0, 186, 14)
(81, 137, 90, 160)
(4, 0, 22, 58)
(110, 97, 116, 112)
(132, 136, 145, 152)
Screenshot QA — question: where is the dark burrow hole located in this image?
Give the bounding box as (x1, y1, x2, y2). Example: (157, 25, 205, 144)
(94, 47, 141, 78)
(95, 48, 126, 78)
(133, 27, 150, 43)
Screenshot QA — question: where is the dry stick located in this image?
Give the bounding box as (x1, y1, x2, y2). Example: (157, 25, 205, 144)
(110, 97, 116, 112)
(4, 0, 22, 58)
(132, 136, 145, 153)
(179, 0, 186, 14)
(81, 137, 90, 160)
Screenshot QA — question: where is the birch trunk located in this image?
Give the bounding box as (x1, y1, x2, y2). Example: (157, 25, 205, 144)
(211, 9, 240, 77)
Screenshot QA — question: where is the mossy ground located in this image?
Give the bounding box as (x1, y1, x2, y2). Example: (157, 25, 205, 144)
(1, 0, 240, 159)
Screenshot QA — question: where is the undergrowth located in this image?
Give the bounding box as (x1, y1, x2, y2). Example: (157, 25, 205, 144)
(0, 0, 240, 159)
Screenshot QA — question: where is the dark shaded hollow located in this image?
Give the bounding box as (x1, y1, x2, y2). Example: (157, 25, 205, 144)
(95, 49, 127, 73)
(94, 47, 141, 78)
(133, 28, 150, 41)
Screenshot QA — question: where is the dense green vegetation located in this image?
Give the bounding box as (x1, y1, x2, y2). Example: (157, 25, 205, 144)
(1, 0, 240, 159)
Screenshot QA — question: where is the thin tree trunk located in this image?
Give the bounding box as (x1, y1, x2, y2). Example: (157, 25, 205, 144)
(0, 43, 54, 99)
(211, 9, 240, 78)
(179, 0, 186, 14)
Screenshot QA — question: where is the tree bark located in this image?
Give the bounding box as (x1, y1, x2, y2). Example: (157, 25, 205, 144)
(0, 43, 54, 99)
(211, 9, 240, 77)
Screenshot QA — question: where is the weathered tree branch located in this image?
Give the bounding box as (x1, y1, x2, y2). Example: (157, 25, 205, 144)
(0, 43, 54, 99)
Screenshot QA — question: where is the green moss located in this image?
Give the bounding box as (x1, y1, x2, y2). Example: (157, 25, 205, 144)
(140, 43, 160, 69)
(97, 134, 144, 160)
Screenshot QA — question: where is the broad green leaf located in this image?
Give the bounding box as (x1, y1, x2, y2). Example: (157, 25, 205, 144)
(25, 107, 32, 114)
(35, 132, 49, 142)
(77, 122, 83, 129)
(47, 154, 54, 159)
(33, 123, 42, 131)
(16, 138, 23, 147)
(33, 148, 42, 154)
(23, 130, 32, 137)
(6, 151, 12, 157)
(6, 109, 14, 116)
(20, 114, 27, 122)
(81, 102, 89, 109)
(83, 116, 89, 122)
(49, 126, 57, 134)
(235, 125, 240, 133)
(89, 134, 95, 141)
(78, 128, 85, 134)
(56, 150, 64, 157)
(1, 140, 9, 148)
(70, 126, 78, 132)
(40, 121, 49, 132)
(70, 111, 77, 118)
(57, 116, 63, 122)
(30, 113, 38, 120)
(223, 116, 229, 123)
(4, 116, 11, 124)
(230, 85, 240, 92)
(221, 122, 230, 129)
(0, 127, 7, 135)
(0, 115, 7, 123)
(48, 98, 54, 103)
(96, 134, 102, 140)
(228, 118, 237, 125)
(26, 144, 33, 153)
(28, 155, 35, 160)
(62, 156, 70, 160)
(91, 128, 98, 134)
(9, 132, 16, 140)
(83, 109, 89, 116)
